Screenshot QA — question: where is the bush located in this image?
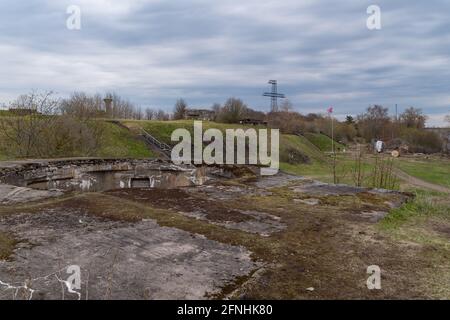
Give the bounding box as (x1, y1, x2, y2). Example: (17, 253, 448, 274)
(0, 91, 105, 158)
(400, 128, 442, 153)
(267, 111, 305, 134)
(280, 147, 310, 164)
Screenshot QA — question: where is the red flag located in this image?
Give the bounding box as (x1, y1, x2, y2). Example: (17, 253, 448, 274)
(327, 106, 333, 114)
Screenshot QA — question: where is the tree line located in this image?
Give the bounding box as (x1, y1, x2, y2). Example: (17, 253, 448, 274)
(0, 90, 448, 158)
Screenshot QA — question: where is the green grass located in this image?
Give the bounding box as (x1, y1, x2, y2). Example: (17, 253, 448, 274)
(377, 188, 450, 298)
(280, 144, 378, 186)
(120, 122, 359, 183)
(0, 151, 11, 161)
(126, 121, 329, 173)
(97, 122, 153, 158)
(279, 134, 333, 180)
(124, 120, 266, 145)
(396, 158, 450, 189)
(124, 121, 345, 182)
(280, 134, 327, 164)
(303, 132, 345, 152)
(131, 120, 334, 175)
(0, 232, 16, 260)
(0, 110, 15, 117)
(379, 189, 450, 230)
(280, 134, 366, 185)
(0, 117, 154, 160)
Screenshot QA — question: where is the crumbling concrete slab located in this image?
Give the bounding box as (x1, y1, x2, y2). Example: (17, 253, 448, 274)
(0, 159, 210, 192)
(0, 210, 258, 300)
(250, 172, 303, 189)
(106, 188, 286, 236)
(0, 184, 62, 205)
(290, 181, 366, 196)
(0, 161, 417, 300)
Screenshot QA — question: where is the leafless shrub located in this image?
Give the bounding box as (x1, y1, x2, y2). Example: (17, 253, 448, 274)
(352, 145, 366, 187)
(0, 91, 59, 157)
(370, 154, 398, 190)
(60, 92, 104, 120)
(0, 91, 105, 158)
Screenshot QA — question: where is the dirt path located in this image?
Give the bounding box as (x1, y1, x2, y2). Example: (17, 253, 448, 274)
(393, 168, 450, 193)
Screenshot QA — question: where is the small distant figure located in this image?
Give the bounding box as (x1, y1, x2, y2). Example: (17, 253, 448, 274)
(375, 140, 384, 153)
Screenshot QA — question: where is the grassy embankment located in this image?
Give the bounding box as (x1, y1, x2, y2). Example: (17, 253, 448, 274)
(303, 132, 345, 152)
(0, 116, 153, 160)
(123, 120, 336, 177)
(0, 116, 337, 172)
(124, 119, 378, 186)
(96, 121, 153, 158)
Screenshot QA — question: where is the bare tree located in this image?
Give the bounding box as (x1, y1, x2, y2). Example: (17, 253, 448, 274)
(280, 99, 294, 112)
(211, 103, 221, 121)
(400, 107, 427, 129)
(145, 108, 155, 120)
(133, 106, 143, 120)
(0, 91, 59, 157)
(60, 92, 103, 120)
(173, 98, 187, 120)
(155, 109, 170, 121)
(0, 91, 106, 158)
(357, 105, 391, 141)
(216, 97, 248, 123)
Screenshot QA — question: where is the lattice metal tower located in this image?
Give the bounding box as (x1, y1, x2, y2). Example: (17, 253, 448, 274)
(263, 80, 285, 112)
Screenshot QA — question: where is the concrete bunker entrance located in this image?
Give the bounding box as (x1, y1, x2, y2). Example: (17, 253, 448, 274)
(0, 159, 210, 193)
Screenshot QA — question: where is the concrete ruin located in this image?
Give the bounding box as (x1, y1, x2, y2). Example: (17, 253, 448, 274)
(0, 159, 212, 195)
(0, 158, 416, 300)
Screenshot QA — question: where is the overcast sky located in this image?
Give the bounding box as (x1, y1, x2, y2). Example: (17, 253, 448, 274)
(0, 0, 449, 126)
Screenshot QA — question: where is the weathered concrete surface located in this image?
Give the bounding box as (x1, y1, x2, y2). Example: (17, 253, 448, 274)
(0, 159, 264, 195)
(0, 158, 210, 192)
(0, 210, 257, 300)
(0, 184, 62, 205)
(290, 180, 368, 196)
(0, 163, 422, 300)
(250, 172, 303, 189)
(107, 187, 286, 236)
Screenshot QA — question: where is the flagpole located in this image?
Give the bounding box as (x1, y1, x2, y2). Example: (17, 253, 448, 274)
(328, 106, 336, 184)
(331, 115, 334, 154)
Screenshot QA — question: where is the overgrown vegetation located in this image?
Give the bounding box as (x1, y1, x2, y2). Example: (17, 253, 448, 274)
(399, 127, 443, 153)
(380, 190, 449, 230)
(370, 154, 398, 189)
(0, 232, 16, 260)
(1, 90, 446, 159)
(303, 132, 345, 152)
(0, 91, 105, 158)
(0, 91, 154, 159)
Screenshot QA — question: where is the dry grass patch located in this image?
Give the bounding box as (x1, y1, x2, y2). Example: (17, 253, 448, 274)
(0, 232, 17, 260)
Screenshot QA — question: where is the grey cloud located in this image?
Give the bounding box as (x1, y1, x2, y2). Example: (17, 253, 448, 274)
(0, 0, 449, 126)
